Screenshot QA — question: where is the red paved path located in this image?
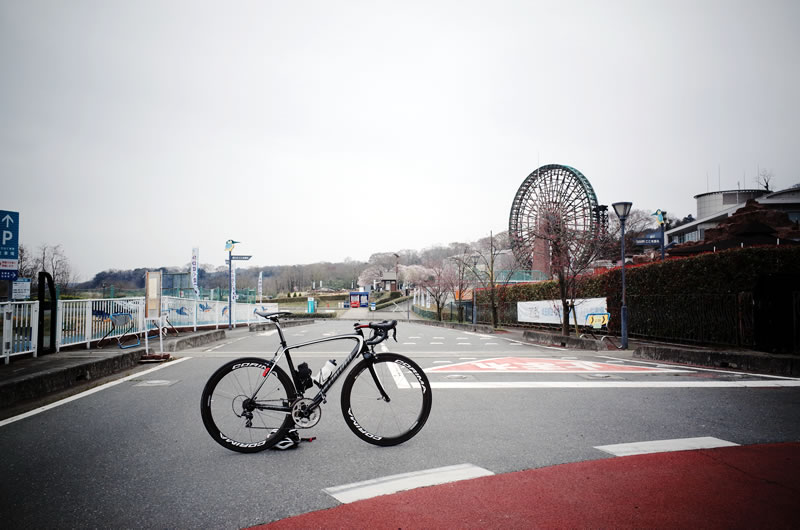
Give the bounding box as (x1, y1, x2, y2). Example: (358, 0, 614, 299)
(256, 443, 800, 529)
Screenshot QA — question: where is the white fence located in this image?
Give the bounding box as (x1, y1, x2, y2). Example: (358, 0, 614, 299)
(1, 301, 39, 364)
(1, 296, 279, 363)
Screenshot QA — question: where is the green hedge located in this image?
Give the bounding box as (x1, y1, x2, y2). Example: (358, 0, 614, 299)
(477, 246, 800, 342)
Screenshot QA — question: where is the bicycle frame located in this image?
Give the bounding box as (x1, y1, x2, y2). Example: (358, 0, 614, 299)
(252, 321, 387, 414)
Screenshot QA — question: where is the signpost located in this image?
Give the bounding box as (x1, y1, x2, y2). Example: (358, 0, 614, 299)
(225, 240, 251, 329)
(12, 278, 31, 300)
(1, 210, 20, 282)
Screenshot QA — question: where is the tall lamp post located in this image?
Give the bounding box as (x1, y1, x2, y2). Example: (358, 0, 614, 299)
(470, 254, 479, 324)
(612, 202, 632, 349)
(225, 239, 239, 330)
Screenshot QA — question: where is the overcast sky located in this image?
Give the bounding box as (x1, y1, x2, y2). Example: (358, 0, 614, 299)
(3, 0, 799, 280)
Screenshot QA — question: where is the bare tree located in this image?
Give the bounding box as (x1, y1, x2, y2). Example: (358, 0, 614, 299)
(468, 231, 511, 328)
(34, 244, 76, 293)
(444, 244, 472, 322)
(17, 244, 37, 280)
(757, 168, 774, 191)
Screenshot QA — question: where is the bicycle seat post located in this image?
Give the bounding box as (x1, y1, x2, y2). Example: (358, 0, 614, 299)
(273, 317, 288, 348)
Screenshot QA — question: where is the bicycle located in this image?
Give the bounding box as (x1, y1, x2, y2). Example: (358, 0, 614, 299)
(200, 311, 432, 452)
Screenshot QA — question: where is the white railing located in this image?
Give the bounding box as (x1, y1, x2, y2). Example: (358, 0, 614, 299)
(1, 301, 39, 364)
(1, 297, 280, 358)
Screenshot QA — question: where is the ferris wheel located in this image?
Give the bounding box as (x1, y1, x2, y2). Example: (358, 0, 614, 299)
(508, 164, 606, 270)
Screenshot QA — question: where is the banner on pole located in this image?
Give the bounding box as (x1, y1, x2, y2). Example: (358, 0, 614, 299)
(191, 247, 199, 295)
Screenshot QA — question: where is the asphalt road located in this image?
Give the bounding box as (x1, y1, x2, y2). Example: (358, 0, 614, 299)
(1, 320, 799, 528)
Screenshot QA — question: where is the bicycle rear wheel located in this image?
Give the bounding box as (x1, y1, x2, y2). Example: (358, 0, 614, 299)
(340, 353, 432, 446)
(201, 357, 295, 453)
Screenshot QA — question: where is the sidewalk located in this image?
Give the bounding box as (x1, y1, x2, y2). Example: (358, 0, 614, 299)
(259, 443, 800, 529)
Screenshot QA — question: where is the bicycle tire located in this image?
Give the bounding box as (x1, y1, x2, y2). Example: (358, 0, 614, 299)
(201, 357, 296, 453)
(340, 353, 432, 446)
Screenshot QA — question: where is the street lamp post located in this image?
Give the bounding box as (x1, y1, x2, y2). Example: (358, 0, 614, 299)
(471, 255, 479, 324)
(612, 202, 633, 349)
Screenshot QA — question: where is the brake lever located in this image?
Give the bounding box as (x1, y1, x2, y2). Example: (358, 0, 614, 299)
(392, 328, 397, 342)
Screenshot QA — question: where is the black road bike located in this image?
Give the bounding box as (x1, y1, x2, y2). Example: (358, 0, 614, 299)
(201, 312, 432, 452)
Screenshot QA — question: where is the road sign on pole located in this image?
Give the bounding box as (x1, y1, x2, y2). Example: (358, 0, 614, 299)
(0, 210, 20, 281)
(230, 255, 252, 261)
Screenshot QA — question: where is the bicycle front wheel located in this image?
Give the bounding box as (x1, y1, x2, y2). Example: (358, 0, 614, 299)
(341, 353, 432, 446)
(201, 357, 296, 453)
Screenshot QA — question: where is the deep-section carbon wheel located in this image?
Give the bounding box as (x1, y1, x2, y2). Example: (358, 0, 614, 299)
(340, 353, 432, 446)
(201, 357, 295, 453)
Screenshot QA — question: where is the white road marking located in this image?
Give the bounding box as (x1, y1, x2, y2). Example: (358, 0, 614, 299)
(433, 361, 452, 364)
(433, 336, 445, 339)
(256, 330, 278, 337)
(595, 437, 739, 457)
(409, 336, 422, 339)
(0, 357, 193, 428)
(402, 342, 417, 345)
(430, 342, 443, 345)
(598, 355, 800, 381)
(459, 357, 477, 360)
(205, 342, 229, 352)
(323, 464, 494, 504)
(457, 342, 471, 346)
(415, 380, 800, 389)
(387, 362, 411, 389)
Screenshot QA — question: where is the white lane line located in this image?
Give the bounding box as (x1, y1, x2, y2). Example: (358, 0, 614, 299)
(205, 342, 229, 352)
(0, 357, 193, 428)
(414, 380, 800, 389)
(430, 342, 443, 345)
(433, 361, 452, 364)
(460, 357, 477, 360)
(257, 330, 278, 337)
(323, 464, 494, 504)
(409, 336, 422, 339)
(595, 437, 739, 457)
(402, 342, 417, 345)
(457, 342, 471, 346)
(387, 361, 411, 389)
(598, 355, 800, 381)
(433, 337, 445, 339)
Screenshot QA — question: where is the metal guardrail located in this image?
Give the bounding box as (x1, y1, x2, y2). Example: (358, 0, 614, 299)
(1, 297, 277, 359)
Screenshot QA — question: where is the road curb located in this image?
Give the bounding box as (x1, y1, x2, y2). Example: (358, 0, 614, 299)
(634, 344, 800, 377)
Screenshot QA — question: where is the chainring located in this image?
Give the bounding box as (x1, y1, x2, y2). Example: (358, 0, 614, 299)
(291, 398, 321, 429)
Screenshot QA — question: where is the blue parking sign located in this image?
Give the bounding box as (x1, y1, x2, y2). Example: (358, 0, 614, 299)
(0, 210, 20, 280)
